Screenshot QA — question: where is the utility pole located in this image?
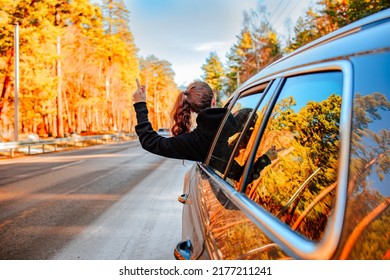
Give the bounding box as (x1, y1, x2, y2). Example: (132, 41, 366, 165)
(56, 36, 63, 137)
(14, 23, 19, 142)
(55, 5, 64, 138)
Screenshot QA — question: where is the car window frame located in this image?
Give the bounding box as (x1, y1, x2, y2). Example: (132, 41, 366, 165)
(200, 60, 353, 259)
(222, 81, 280, 182)
(205, 82, 274, 168)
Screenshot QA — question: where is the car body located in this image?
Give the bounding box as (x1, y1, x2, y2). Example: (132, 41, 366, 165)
(22, 133, 40, 142)
(157, 128, 171, 137)
(174, 9, 390, 260)
(70, 132, 81, 142)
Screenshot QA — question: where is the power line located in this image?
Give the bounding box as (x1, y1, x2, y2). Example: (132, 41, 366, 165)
(273, 0, 308, 38)
(268, 0, 286, 23)
(272, 1, 295, 30)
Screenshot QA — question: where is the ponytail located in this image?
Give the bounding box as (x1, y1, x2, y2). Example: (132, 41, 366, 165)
(171, 91, 192, 136)
(171, 81, 214, 136)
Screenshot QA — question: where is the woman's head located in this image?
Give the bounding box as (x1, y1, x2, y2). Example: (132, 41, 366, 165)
(184, 81, 215, 113)
(171, 81, 215, 136)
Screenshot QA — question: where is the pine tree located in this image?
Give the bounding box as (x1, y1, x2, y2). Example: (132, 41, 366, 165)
(225, 5, 281, 93)
(201, 52, 225, 106)
(139, 56, 178, 130)
(286, 0, 390, 52)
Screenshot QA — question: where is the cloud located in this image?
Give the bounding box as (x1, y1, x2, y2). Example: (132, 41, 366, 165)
(126, 0, 313, 85)
(172, 63, 203, 86)
(195, 42, 228, 52)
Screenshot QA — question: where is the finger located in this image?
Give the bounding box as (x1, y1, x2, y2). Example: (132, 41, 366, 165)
(136, 78, 141, 90)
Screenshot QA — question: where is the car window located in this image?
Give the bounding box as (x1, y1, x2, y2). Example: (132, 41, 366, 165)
(208, 91, 264, 178)
(343, 53, 390, 259)
(223, 81, 280, 186)
(244, 71, 343, 241)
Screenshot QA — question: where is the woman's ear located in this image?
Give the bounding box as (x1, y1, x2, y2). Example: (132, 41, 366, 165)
(211, 96, 217, 107)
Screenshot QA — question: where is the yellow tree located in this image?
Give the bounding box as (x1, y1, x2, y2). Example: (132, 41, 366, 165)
(0, 0, 60, 137)
(226, 5, 281, 93)
(139, 56, 178, 130)
(100, 0, 139, 132)
(201, 52, 225, 106)
(0, 0, 17, 131)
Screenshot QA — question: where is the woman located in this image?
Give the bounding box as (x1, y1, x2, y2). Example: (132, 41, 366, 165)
(133, 79, 278, 179)
(133, 79, 228, 162)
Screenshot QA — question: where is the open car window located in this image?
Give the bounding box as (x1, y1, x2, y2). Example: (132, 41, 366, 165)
(208, 83, 273, 183)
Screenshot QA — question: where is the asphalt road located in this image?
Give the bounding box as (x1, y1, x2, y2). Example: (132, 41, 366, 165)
(0, 141, 192, 260)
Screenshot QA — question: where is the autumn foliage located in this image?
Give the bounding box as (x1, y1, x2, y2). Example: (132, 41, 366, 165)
(1, 0, 389, 141)
(0, 0, 178, 140)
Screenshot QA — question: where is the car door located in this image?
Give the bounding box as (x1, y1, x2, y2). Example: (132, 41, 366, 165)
(199, 80, 281, 259)
(175, 82, 273, 260)
(201, 64, 347, 259)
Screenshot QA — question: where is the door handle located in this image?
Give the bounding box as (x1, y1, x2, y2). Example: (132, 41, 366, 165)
(174, 240, 192, 260)
(178, 193, 188, 204)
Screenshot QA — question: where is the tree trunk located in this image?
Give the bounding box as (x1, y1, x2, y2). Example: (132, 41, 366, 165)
(64, 92, 71, 134)
(340, 198, 390, 259)
(0, 51, 14, 117)
(77, 106, 82, 133)
(56, 36, 64, 137)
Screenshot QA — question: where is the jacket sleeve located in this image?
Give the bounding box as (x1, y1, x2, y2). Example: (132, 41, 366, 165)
(247, 154, 271, 183)
(133, 102, 208, 162)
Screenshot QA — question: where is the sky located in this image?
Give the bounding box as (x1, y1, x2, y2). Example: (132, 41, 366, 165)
(124, 0, 316, 86)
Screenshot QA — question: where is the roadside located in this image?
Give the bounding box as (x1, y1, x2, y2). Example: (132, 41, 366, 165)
(0, 132, 137, 159)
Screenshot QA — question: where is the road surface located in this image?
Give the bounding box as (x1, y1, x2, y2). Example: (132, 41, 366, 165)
(0, 141, 192, 260)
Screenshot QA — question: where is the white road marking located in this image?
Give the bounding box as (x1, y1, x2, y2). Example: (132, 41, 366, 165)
(51, 160, 84, 170)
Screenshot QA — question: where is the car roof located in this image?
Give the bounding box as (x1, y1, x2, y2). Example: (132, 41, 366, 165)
(238, 8, 390, 92)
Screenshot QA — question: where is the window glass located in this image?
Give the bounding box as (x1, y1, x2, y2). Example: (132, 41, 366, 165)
(224, 82, 279, 186)
(209, 82, 275, 184)
(200, 168, 289, 259)
(209, 92, 263, 178)
(245, 72, 343, 241)
(344, 53, 390, 259)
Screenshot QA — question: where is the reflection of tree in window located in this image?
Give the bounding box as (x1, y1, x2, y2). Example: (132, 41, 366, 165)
(342, 92, 390, 260)
(201, 175, 288, 260)
(246, 92, 342, 241)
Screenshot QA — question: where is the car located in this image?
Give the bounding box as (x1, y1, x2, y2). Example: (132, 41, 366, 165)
(23, 133, 40, 142)
(174, 9, 390, 260)
(157, 128, 171, 137)
(70, 132, 81, 141)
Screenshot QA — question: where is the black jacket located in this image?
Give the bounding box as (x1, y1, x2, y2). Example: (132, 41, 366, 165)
(134, 102, 228, 162)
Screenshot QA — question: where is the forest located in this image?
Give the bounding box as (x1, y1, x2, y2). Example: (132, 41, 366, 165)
(0, 0, 389, 141)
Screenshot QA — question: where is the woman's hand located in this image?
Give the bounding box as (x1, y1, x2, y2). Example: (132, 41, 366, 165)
(133, 78, 146, 103)
(265, 145, 278, 161)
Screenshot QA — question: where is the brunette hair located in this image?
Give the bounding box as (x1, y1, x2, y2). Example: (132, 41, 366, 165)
(171, 81, 214, 136)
